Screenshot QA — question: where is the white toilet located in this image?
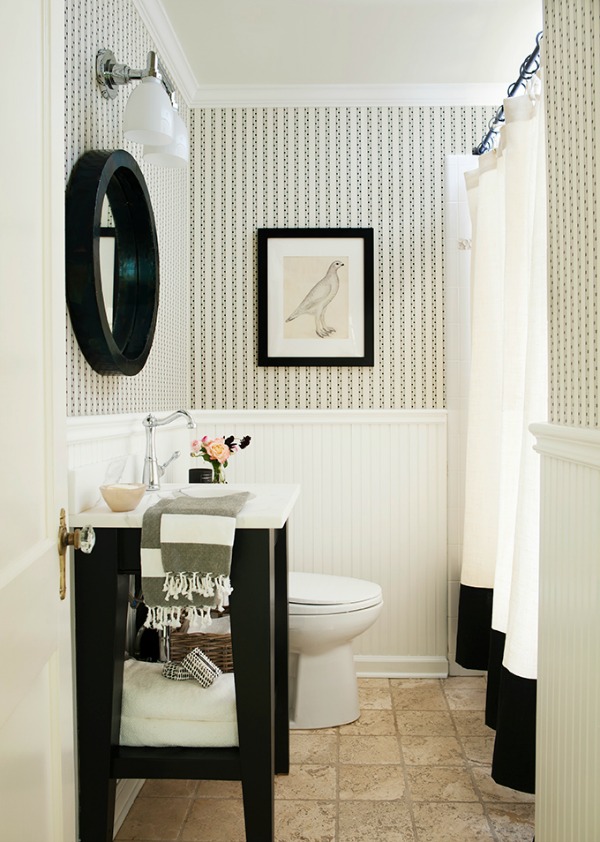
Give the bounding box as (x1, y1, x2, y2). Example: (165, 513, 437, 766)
(287, 571, 383, 729)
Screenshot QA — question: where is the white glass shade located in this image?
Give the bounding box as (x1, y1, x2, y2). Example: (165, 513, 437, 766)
(123, 76, 174, 146)
(143, 110, 189, 168)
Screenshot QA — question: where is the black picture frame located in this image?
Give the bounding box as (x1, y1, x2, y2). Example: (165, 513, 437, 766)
(257, 228, 374, 366)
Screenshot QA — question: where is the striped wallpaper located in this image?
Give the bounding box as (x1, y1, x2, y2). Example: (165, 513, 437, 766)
(544, 0, 600, 426)
(65, 0, 494, 416)
(191, 105, 494, 410)
(64, 0, 190, 416)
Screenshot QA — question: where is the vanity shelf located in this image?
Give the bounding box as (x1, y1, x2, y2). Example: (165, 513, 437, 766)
(70, 484, 299, 842)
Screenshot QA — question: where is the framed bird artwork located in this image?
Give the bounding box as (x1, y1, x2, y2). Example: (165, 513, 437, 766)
(257, 228, 374, 366)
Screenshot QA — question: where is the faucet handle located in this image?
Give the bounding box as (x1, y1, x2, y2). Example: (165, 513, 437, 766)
(159, 450, 180, 478)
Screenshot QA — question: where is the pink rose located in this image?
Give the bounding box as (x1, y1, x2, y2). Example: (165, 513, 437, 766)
(204, 437, 231, 464)
(190, 439, 202, 455)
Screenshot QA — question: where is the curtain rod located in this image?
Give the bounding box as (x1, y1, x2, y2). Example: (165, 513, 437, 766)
(473, 31, 543, 156)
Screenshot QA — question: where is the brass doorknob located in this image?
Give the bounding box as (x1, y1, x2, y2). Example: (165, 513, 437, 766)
(57, 509, 96, 599)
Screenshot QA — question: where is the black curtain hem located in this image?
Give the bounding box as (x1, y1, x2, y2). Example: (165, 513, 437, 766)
(491, 665, 536, 794)
(455, 584, 493, 670)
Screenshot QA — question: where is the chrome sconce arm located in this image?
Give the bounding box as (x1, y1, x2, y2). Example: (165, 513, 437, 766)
(96, 49, 176, 103)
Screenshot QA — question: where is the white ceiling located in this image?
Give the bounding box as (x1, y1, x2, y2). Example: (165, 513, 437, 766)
(137, 0, 543, 105)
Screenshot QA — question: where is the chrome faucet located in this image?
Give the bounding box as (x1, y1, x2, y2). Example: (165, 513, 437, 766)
(142, 410, 196, 491)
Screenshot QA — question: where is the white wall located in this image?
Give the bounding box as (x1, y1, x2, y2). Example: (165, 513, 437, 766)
(536, 2, 600, 838)
(533, 425, 600, 841)
(67, 409, 448, 676)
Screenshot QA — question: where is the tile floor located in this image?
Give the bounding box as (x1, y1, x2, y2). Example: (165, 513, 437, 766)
(116, 676, 535, 842)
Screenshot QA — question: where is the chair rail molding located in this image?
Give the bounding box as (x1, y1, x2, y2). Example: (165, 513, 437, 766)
(67, 408, 448, 677)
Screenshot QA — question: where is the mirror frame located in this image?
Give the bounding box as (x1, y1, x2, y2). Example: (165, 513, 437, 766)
(65, 149, 159, 375)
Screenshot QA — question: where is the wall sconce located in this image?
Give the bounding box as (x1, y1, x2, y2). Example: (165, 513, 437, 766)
(96, 49, 189, 168)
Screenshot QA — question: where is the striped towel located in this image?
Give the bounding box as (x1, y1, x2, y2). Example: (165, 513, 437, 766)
(141, 493, 250, 630)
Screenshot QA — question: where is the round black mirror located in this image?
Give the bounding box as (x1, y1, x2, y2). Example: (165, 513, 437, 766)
(65, 149, 159, 375)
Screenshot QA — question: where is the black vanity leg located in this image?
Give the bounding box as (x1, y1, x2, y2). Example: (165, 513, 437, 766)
(274, 523, 290, 775)
(229, 529, 275, 842)
(74, 528, 129, 842)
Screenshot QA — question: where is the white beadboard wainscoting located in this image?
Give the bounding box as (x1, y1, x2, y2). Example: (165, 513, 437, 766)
(532, 423, 600, 842)
(67, 409, 448, 676)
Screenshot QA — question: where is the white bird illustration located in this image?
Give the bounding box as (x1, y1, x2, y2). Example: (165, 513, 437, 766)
(286, 260, 344, 338)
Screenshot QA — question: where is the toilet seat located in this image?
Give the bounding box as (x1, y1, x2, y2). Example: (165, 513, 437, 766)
(288, 571, 383, 615)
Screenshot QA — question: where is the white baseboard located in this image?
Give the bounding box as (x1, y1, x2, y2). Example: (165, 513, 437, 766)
(355, 655, 449, 678)
(113, 779, 145, 838)
(447, 656, 486, 677)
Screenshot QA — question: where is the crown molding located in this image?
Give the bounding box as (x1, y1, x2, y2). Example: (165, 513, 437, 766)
(132, 0, 199, 106)
(132, 1, 502, 110)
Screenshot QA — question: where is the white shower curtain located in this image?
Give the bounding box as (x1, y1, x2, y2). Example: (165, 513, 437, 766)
(456, 73, 547, 793)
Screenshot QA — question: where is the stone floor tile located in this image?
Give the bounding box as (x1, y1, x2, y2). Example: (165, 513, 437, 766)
(389, 678, 441, 689)
(395, 710, 455, 736)
(338, 709, 397, 735)
(195, 780, 242, 798)
(461, 735, 495, 765)
(451, 710, 495, 736)
(120, 678, 533, 842)
(338, 799, 415, 841)
(486, 803, 535, 841)
(412, 802, 493, 841)
(290, 732, 338, 764)
(274, 800, 337, 842)
(443, 684, 487, 711)
(401, 735, 464, 766)
(338, 764, 406, 800)
(471, 767, 535, 804)
(116, 796, 190, 840)
(391, 684, 447, 711)
(180, 798, 245, 841)
(291, 727, 338, 734)
(443, 677, 487, 689)
(139, 779, 198, 798)
(358, 683, 393, 710)
(339, 735, 401, 764)
(407, 766, 479, 802)
(275, 764, 337, 800)
(358, 678, 390, 688)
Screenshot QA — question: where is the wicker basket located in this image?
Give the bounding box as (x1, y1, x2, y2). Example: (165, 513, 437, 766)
(169, 630, 234, 673)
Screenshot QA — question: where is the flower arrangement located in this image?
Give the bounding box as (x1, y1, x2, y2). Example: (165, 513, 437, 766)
(190, 435, 251, 483)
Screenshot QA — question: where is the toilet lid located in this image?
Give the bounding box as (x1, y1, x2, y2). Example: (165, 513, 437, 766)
(288, 571, 383, 615)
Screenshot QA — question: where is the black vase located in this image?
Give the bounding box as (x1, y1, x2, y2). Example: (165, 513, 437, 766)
(189, 467, 213, 484)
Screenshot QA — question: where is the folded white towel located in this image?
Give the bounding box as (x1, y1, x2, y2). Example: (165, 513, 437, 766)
(121, 659, 237, 722)
(120, 715, 238, 747)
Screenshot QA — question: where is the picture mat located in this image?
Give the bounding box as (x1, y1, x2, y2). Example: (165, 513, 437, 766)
(266, 237, 365, 358)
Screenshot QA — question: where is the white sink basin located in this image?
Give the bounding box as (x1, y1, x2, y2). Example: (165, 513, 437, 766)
(175, 484, 254, 498)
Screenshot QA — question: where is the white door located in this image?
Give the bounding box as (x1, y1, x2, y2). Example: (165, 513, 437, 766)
(0, 2, 77, 841)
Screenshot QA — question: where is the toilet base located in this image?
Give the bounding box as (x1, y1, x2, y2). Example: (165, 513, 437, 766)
(289, 642, 360, 729)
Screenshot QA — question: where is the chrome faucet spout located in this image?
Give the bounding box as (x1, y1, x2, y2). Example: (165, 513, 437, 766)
(142, 410, 196, 490)
(143, 409, 196, 430)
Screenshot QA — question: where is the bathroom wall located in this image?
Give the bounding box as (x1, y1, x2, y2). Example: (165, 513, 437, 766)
(64, 1, 498, 679)
(534, 2, 600, 839)
(65, 0, 191, 416)
(544, 0, 599, 426)
(190, 104, 495, 410)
